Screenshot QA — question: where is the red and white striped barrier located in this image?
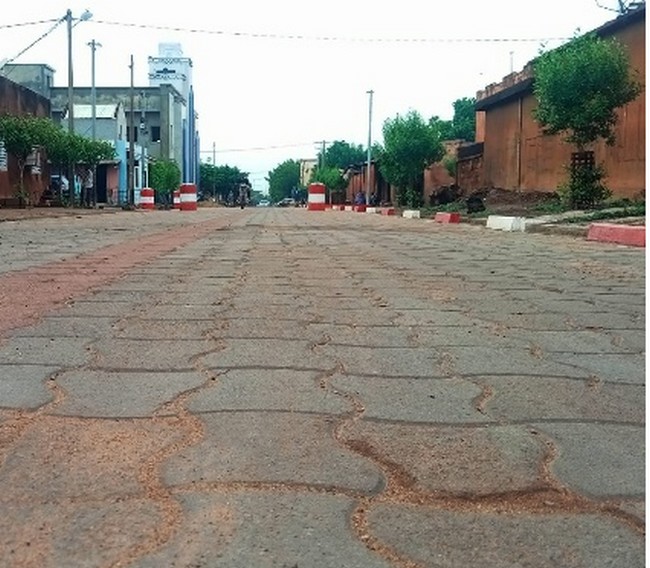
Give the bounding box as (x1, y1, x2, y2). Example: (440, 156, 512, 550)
(180, 183, 198, 211)
(173, 189, 181, 209)
(307, 183, 326, 211)
(140, 187, 155, 210)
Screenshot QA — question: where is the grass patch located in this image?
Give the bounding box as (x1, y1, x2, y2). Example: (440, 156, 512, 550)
(560, 202, 645, 224)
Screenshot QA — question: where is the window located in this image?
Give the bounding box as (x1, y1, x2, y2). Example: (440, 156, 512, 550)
(151, 126, 161, 142)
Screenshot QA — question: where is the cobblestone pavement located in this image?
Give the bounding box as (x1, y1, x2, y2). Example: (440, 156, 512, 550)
(0, 207, 644, 567)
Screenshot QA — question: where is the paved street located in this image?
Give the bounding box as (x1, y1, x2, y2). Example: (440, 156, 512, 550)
(0, 207, 645, 567)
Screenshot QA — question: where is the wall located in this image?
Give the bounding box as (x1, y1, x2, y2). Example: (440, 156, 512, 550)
(470, 10, 645, 199)
(0, 77, 51, 204)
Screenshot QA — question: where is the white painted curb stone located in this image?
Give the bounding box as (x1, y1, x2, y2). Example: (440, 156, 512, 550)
(486, 215, 526, 232)
(403, 209, 421, 219)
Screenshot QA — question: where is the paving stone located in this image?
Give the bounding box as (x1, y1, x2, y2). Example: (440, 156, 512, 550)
(202, 339, 333, 371)
(329, 375, 489, 423)
(435, 346, 590, 378)
(343, 421, 544, 495)
(483, 376, 645, 423)
(0, 499, 162, 568)
(162, 413, 383, 494)
(367, 504, 644, 568)
(133, 491, 392, 568)
(93, 338, 215, 370)
(113, 319, 219, 340)
(212, 317, 310, 340)
(0, 337, 92, 367)
(533, 422, 645, 497)
(514, 329, 643, 354)
(546, 352, 645, 384)
(55, 300, 143, 318)
(307, 323, 417, 348)
(187, 369, 348, 415)
(0, 416, 184, 502)
(9, 316, 119, 339)
(392, 309, 475, 327)
(311, 308, 399, 327)
(51, 370, 207, 417)
(323, 345, 441, 378)
(0, 365, 59, 409)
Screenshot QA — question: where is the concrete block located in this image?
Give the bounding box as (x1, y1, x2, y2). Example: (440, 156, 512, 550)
(486, 215, 526, 232)
(403, 210, 421, 219)
(587, 223, 645, 247)
(365, 207, 378, 214)
(380, 208, 396, 216)
(434, 212, 461, 223)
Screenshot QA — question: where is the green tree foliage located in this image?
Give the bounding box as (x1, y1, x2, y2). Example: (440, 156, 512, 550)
(533, 32, 642, 149)
(0, 114, 59, 203)
(319, 140, 366, 169)
(266, 159, 300, 203)
(429, 97, 477, 142)
(310, 165, 348, 203)
(150, 159, 181, 199)
(200, 163, 248, 201)
(533, 32, 642, 207)
(378, 110, 445, 207)
(449, 97, 477, 142)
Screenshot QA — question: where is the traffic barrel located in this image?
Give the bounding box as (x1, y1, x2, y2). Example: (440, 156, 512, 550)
(140, 187, 155, 210)
(180, 183, 197, 211)
(307, 183, 326, 211)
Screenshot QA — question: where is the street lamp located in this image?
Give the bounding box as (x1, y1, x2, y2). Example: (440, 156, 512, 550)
(66, 9, 92, 135)
(65, 8, 92, 204)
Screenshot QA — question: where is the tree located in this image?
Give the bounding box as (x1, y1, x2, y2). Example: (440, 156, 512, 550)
(378, 110, 445, 208)
(150, 159, 181, 205)
(533, 32, 642, 207)
(449, 97, 476, 142)
(266, 159, 300, 203)
(310, 165, 348, 203)
(319, 140, 366, 170)
(200, 163, 248, 201)
(0, 114, 58, 205)
(429, 97, 476, 141)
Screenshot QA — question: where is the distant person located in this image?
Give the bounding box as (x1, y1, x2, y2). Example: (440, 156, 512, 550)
(354, 190, 366, 205)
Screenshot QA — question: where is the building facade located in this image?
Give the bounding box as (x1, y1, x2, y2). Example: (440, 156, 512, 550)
(148, 43, 199, 185)
(462, 6, 645, 199)
(0, 75, 51, 204)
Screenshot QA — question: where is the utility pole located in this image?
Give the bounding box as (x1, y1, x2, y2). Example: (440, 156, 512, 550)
(366, 89, 374, 205)
(66, 9, 74, 205)
(88, 40, 101, 141)
(88, 39, 101, 207)
(212, 141, 216, 199)
(128, 54, 135, 207)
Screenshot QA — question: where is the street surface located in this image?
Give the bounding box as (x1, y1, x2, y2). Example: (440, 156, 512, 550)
(0, 207, 645, 567)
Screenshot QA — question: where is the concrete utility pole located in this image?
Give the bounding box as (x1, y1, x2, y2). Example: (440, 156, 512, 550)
(366, 89, 374, 205)
(88, 40, 101, 141)
(66, 10, 75, 205)
(128, 55, 135, 207)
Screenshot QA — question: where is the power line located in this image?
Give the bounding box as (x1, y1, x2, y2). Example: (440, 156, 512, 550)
(0, 19, 61, 30)
(0, 17, 66, 72)
(200, 142, 317, 153)
(91, 19, 570, 43)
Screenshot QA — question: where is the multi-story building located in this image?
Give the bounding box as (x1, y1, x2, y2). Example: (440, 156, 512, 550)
(148, 43, 199, 185)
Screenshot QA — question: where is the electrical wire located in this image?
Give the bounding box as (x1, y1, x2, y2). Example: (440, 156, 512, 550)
(0, 19, 61, 30)
(91, 19, 570, 43)
(1, 17, 65, 72)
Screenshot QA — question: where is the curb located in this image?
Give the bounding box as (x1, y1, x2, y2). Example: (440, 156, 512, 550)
(587, 223, 645, 247)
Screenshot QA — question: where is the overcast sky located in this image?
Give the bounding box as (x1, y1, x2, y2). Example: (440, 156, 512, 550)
(1, 0, 627, 193)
